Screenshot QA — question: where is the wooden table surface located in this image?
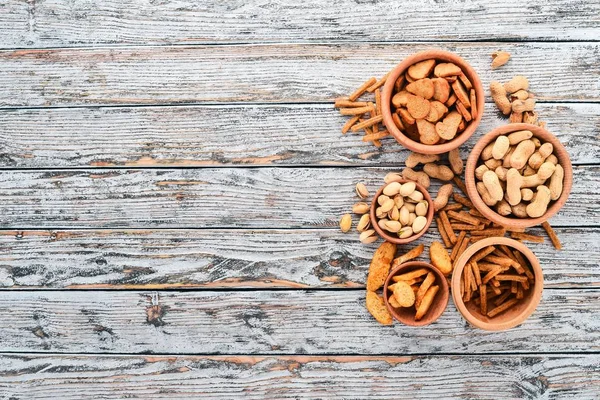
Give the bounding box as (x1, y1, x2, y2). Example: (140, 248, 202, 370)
(1, 0, 599, 398)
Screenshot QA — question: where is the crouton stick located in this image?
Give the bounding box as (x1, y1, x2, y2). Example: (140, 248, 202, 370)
(468, 261, 478, 291)
(482, 266, 503, 284)
(350, 115, 384, 132)
(480, 283, 487, 315)
(436, 217, 452, 248)
(440, 211, 457, 244)
(447, 210, 481, 226)
(493, 290, 512, 306)
(510, 231, 544, 243)
(441, 203, 464, 212)
(511, 281, 518, 293)
(367, 72, 390, 93)
(391, 244, 425, 268)
(469, 208, 486, 218)
(489, 298, 521, 318)
(453, 193, 474, 209)
(451, 223, 484, 231)
(375, 88, 382, 116)
(490, 285, 502, 296)
(497, 274, 529, 283)
(541, 221, 562, 250)
(512, 250, 535, 281)
(452, 176, 468, 195)
(363, 130, 389, 142)
(470, 228, 507, 237)
(393, 268, 429, 281)
(415, 285, 440, 320)
(368, 102, 379, 133)
(471, 261, 482, 286)
(482, 255, 514, 268)
(471, 246, 496, 263)
(348, 77, 377, 101)
(450, 231, 467, 261)
(516, 284, 524, 299)
(372, 139, 382, 147)
(456, 237, 470, 263)
(415, 272, 435, 309)
(339, 105, 374, 116)
(477, 262, 504, 272)
(334, 99, 369, 108)
(341, 115, 361, 134)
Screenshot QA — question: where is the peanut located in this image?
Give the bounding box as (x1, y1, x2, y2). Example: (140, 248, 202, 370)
(546, 154, 558, 165)
(423, 163, 454, 181)
(504, 76, 529, 94)
(520, 188, 534, 201)
(531, 137, 542, 148)
(448, 148, 464, 175)
(522, 173, 547, 188)
(528, 142, 553, 169)
(506, 168, 524, 206)
(511, 98, 535, 113)
(402, 168, 431, 188)
(537, 161, 556, 180)
(496, 199, 512, 216)
(549, 164, 564, 201)
(490, 81, 511, 115)
(495, 166, 508, 181)
(510, 139, 536, 170)
(433, 184, 453, 211)
(475, 164, 489, 180)
(510, 90, 529, 101)
(511, 203, 528, 218)
(482, 170, 504, 202)
(502, 147, 515, 168)
(507, 130, 533, 145)
(484, 158, 502, 170)
(405, 152, 440, 168)
(477, 181, 498, 206)
(481, 142, 495, 161)
(523, 165, 537, 176)
(492, 135, 510, 159)
(526, 185, 551, 218)
(510, 111, 523, 123)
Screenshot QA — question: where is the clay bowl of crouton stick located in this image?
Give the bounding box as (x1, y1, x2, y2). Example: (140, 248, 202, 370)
(381, 50, 485, 155)
(465, 123, 573, 229)
(383, 261, 449, 326)
(451, 237, 543, 331)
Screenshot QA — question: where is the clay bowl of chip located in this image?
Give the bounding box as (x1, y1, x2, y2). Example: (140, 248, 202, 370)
(381, 50, 484, 155)
(465, 123, 573, 229)
(370, 179, 434, 245)
(383, 261, 449, 326)
(451, 237, 543, 331)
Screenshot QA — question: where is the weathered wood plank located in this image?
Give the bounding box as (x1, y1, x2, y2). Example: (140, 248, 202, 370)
(0, 290, 598, 354)
(0, 43, 598, 107)
(0, 227, 596, 289)
(0, 354, 598, 399)
(0, 167, 596, 229)
(1, 103, 597, 168)
(2, 0, 599, 48)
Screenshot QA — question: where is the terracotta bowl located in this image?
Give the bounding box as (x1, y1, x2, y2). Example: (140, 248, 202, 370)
(370, 179, 434, 245)
(383, 261, 449, 326)
(465, 123, 573, 229)
(381, 50, 484, 155)
(451, 237, 543, 331)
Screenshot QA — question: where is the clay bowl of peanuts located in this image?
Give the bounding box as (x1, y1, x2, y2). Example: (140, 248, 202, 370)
(465, 123, 573, 229)
(370, 179, 434, 244)
(383, 261, 449, 326)
(451, 237, 543, 330)
(381, 50, 485, 155)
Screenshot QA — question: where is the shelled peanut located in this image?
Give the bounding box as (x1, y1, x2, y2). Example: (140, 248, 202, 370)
(490, 75, 545, 127)
(374, 181, 430, 239)
(390, 59, 477, 145)
(474, 131, 564, 218)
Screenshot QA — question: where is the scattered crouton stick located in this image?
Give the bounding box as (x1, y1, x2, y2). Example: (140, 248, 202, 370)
(450, 231, 467, 261)
(453, 193, 474, 209)
(541, 221, 562, 250)
(367, 72, 390, 93)
(468, 208, 486, 218)
(341, 115, 361, 134)
(372, 139, 382, 147)
(447, 210, 481, 225)
(340, 105, 374, 116)
(375, 89, 382, 116)
(436, 217, 452, 248)
(450, 223, 485, 231)
(441, 203, 464, 212)
(439, 211, 457, 244)
(470, 228, 506, 237)
(349, 77, 377, 101)
(363, 130, 389, 142)
(452, 177, 468, 195)
(335, 98, 369, 108)
(506, 227, 526, 233)
(456, 237, 470, 262)
(510, 231, 544, 243)
(351, 115, 384, 132)
(369, 102, 379, 133)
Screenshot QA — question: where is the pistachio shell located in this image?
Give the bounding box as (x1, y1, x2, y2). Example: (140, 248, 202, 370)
(399, 182, 417, 196)
(398, 227, 414, 239)
(352, 202, 370, 214)
(339, 214, 352, 233)
(412, 215, 428, 234)
(357, 214, 371, 232)
(360, 229, 378, 244)
(377, 195, 390, 206)
(383, 182, 402, 196)
(355, 183, 370, 199)
(415, 201, 428, 216)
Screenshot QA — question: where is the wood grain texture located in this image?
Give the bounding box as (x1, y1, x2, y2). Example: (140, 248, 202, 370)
(1, 103, 597, 168)
(0, 43, 599, 107)
(1, 0, 599, 48)
(0, 227, 597, 289)
(0, 354, 598, 399)
(0, 289, 598, 354)
(0, 167, 596, 229)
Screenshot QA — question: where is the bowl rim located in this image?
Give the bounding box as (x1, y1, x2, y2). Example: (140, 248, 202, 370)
(370, 179, 434, 244)
(451, 236, 544, 331)
(465, 123, 573, 229)
(381, 49, 485, 155)
(383, 260, 449, 326)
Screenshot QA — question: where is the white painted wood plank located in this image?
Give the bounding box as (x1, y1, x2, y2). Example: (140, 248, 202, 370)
(0, 167, 595, 228)
(0, 43, 598, 107)
(0, 290, 598, 354)
(1, 0, 599, 48)
(0, 227, 596, 289)
(0, 354, 597, 399)
(0, 103, 597, 168)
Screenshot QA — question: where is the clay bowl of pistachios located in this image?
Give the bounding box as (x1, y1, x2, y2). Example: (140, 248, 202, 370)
(370, 179, 434, 244)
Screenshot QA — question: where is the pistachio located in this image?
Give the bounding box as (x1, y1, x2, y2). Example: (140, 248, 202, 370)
(377, 219, 389, 230)
(398, 227, 414, 239)
(399, 206, 410, 225)
(389, 206, 400, 221)
(412, 215, 427, 234)
(384, 172, 403, 184)
(393, 195, 404, 209)
(380, 198, 395, 213)
(377, 194, 390, 206)
(355, 183, 369, 199)
(415, 201, 428, 216)
(357, 214, 370, 232)
(360, 229, 378, 244)
(399, 182, 417, 196)
(352, 202, 370, 214)
(407, 190, 424, 202)
(404, 202, 416, 213)
(339, 214, 352, 233)
(384, 220, 402, 233)
(408, 212, 417, 225)
(383, 182, 402, 196)
(376, 207, 387, 219)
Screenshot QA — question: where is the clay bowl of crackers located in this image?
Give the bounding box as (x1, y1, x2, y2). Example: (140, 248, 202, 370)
(465, 123, 573, 229)
(370, 179, 434, 244)
(381, 50, 484, 155)
(451, 236, 543, 331)
(383, 261, 449, 326)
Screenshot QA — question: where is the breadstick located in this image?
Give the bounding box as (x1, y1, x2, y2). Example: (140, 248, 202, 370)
(415, 285, 439, 320)
(452, 176, 468, 195)
(350, 115, 384, 132)
(335, 99, 369, 108)
(441, 203, 464, 212)
(341, 115, 361, 134)
(541, 221, 562, 250)
(415, 272, 436, 309)
(391, 244, 425, 268)
(450, 231, 467, 261)
(339, 105, 374, 116)
(451, 223, 484, 231)
(453, 193, 474, 209)
(393, 268, 429, 281)
(367, 72, 390, 93)
(510, 231, 544, 243)
(349, 77, 377, 101)
(440, 211, 457, 244)
(447, 210, 481, 226)
(436, 217, 452, 248)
